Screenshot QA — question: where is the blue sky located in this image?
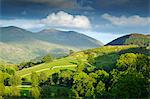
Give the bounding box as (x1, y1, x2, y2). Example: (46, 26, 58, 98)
(1, 0, 150, 44)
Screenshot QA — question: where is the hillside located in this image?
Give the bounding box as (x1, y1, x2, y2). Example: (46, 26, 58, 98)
(3, 45, 150, 98)
(0, 26, 103, 63)
(17, 45, 150, 78)
(107, 33, 150, 47)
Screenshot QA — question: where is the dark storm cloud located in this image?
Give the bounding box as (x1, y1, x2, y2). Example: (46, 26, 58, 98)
(77, 0, 149, 16)
(1, 0, 149, 19)
(1, 0, 78, 9)
(1, 0, 80, 19)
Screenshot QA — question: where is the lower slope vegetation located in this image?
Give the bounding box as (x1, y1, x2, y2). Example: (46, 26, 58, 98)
(0, 45, 150, 98)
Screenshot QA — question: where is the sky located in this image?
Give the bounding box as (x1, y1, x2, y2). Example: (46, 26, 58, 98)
(0, 0, 150, 44)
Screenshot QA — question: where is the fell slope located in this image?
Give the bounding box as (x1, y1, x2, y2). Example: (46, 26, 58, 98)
(17, 45, 150, 78)
(0, 26, 103, 63)
(107, 33, 150, 47)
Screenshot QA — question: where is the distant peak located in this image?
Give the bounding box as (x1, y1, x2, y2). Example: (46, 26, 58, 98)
(1, 26, 26, 31)
(40, 28, 60, 33)
(2, 26, 19, 29)
(127, 33, 149, 38)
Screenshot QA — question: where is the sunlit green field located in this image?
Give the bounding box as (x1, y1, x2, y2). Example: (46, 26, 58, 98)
(16, 45, 141, 78)
(16, 57, 78, 77)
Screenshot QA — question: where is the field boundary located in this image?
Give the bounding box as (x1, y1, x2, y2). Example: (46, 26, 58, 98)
(20, 65, 77, 77)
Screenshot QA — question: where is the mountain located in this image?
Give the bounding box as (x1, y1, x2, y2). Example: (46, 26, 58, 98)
(107, 33, 150, 47)
(37, 29, 102, 49)
(0, 26, 103, 63)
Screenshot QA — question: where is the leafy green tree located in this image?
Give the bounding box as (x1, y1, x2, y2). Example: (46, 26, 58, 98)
(10, 86, 20, 97)
(31, 87, 40, 99)
(116, 53, 137, 70)
(10, 74, 21, 86)
(31, 72, 39, 87)
(96, 81, 106, 97)
(116, 53, 150, 78)
(59, 70, 73, 86)
(40, 85, 51, 98)
(5, 67, 15, 75)
(87, 53, 95, 65)
(52, 73, 59, 85)
(39, 72, 47, 85)
(94, 70, 109, 83)
(0, 71, 4, 83)
(76, 59, 85, 72)
(69, 89, 79, 98)
(83, 63, 95, 73)
(56, 88, 69, 97)
(111, 70, 148, 98)
(0, 83, 5, 97)
(42, 54, 53, 63)
(135, 54, 150, 73)
(0, 65, 5, 72)
(72, 72, 96, 98)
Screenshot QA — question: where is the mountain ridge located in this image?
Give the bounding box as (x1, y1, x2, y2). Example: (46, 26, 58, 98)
(107, 33, 150, 46)
(0, 26, 103, 63)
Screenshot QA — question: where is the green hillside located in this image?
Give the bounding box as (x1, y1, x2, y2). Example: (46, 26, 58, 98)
(0, 26, 103, 63)
(1, 45, 150, 98)
(107, 33, 150, 47)
(16, 45, 150, 78)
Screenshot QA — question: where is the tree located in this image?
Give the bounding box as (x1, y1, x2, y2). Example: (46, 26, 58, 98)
(116, 53, 150, 77)
(87, 53, 95, 65)
(10, 86, 20, 97)
(39, 72, 47, 85)
(31, 87, 40, 98)
(0, 71, 6, 97)
(31, 72, 39, 87)
(5, 67, 15, 75)
(96, 81, 106, 97)
(95, 70, 109, 83)
(116, 53, 137, 71)
(59, 70, 73, 86)
(135, 54, 150, 73)
(42, 54, 53, 63)
(111, 70, 148, 98)
(8, 74, 21, 97)
(83, 63, 95, 73)
(0, 71, 4, 83)
(70, 89, 79, 98)
(52, 73, 59, 85)
(0, 83, 5, 97)
(76, 59, 85, 72)
(72, 72, 96, 98)
(10, 74, 21, 86)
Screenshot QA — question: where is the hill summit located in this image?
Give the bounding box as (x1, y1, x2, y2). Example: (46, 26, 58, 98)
(107, 33, 150, 47)
(0, 26, 103, 63)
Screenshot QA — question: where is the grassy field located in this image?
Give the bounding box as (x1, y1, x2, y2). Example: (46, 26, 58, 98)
(16, 45, 150, 78)
(10, 45, 150, 98)
(16, 57, 78, 77)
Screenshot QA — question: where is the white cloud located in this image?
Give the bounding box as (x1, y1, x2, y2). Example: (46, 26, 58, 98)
(0, 11, 91, 30)
(102, 13, 150, 26)
(41, 11, 91, 29)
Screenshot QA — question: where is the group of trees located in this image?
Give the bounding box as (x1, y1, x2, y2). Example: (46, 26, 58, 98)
(18, 54, 54, 70)
(0, 52, 149, 98)
(0, 71, 21, 98)
(38, 53, 149, 98)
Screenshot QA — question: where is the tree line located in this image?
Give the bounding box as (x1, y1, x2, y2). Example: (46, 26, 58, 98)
(0, 52, 149, 98)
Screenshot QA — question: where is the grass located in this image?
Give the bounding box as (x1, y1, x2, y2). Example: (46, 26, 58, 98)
(16, 57, 77, 77)
(17, 45, 149, 78)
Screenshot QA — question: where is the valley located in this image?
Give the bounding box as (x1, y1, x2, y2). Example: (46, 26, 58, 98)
(0, 27, 150, 99)
(1, 0, 149, 98)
